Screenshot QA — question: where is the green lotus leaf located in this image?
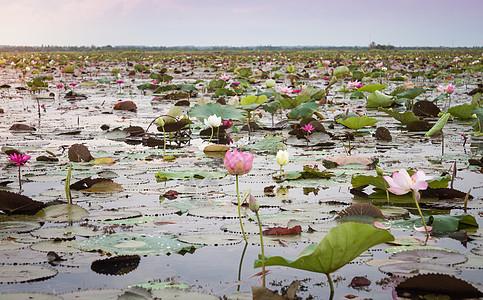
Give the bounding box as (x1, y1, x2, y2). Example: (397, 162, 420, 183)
(333, 66, 350, 78)
(448, 104, 476, 119)
(394, 88, 426, 99)
(240, 95, 267, 106)
(189, 103, 245, 122)
(366, 90, 394, 108)
(351, 174, 387, 190)
(357, 83, 386, 93)
(425, 113, 451, 137)
(288, 100, 319, 119)
(337, 116, 378, 130)
(392, 215, 478, 233)
(262, 100, 280, 115)
(242, 134, 285, 152)
(254, 222, 394, 274)
(381, 109, 419, 125)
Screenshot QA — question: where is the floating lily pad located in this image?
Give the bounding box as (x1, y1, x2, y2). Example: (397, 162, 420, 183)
(31, 240, 82, 253)
(60, 289, 123, 300)
(128, 281, 190, 290)
(150, 288, 220, 300)
(379, 262, 461, 277)
(155, 170, 226, 182)
(0, 239, 27, 250)
(0, 265, 58, 283)
(0, 293, 62, 300)
(0, 248, 50, 265)
(74, 233, 201, 256)
(86, 210, 142, 222)
(188, 206, 247, 219)
(0, 221, 42, 234)
(177, 233, 243, 246)
(389, 249, 468, 265)
(36, 204, 89, 222)
(30, 225, 101, 240)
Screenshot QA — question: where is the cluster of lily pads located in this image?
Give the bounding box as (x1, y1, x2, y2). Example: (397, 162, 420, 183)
(0, 49, 482, 299)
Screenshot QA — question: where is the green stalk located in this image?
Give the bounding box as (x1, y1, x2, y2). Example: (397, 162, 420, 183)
(237, 242, 248, 292)
(412, 189, 430, 240)
(255, 212, 265, 287)
(161, 125, 166, 159)
(208, 126, 214, 144)
(326, 273, 334, 300)
(236, 175, 248, 243)
(65, 164, 72, 204)
(18, 165, 22, 190)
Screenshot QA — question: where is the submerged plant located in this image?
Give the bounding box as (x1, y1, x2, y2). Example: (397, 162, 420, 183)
(383, 169, 433, 240)
(224, 148, 254, 243)
(8, 153, 31, 191)
(254, 222, 394, 299)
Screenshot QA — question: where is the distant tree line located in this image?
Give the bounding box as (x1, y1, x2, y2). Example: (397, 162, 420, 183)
(369, 42, 396, 50)
(0, 44, 479, 53)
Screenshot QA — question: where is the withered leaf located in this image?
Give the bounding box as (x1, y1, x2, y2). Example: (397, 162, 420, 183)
(114, 101, 137, 112)
(263, 225, 302, 236)
(68, 143, 94, 162)
(91, 255, 140, 276)
(0, 190, 45, 215)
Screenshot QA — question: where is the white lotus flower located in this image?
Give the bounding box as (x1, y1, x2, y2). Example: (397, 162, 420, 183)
(204, 115, 222, 128)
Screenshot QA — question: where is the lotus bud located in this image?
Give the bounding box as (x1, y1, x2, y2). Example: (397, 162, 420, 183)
(376, 166, 384, 176)
(249, 194, 259, 213)
(157, 117, 165, 127)
(265, 79, 276, 88)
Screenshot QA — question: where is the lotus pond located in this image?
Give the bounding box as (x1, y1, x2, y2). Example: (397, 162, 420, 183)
(0, 50, 482, 299)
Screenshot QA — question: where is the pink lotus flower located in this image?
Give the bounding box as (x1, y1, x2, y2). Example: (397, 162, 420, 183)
(224, 148, 253, 176)
(8, 153, 31, 166)
(232, 81, 241, 85)
(70, 83, 77, 87)
(219, 74, 230, 81)
(278, 86, 293, 94)
(56, 84, 64, 89)
(8, 153, 31, 190)
(292, 89, 303, 94)
(222, 120, 233, 128)
(445, 84, 455, 94)
(383, 169, 433, 196)
(116, 80, 123, 84)
(301, 124, 314, 134)
(152, 80, 158, 85)
(346, 80, 362, 89)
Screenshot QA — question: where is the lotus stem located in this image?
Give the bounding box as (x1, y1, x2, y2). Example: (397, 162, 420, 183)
(326, 273, 334, 300)
(161, 125, 166, 159)
(412, 189, 430, 240)
(237, 242, 248, 292)
(236, 175, 248, 243)
(441, 131, 445, 156)
(208, 126, 214, 144)
(65, 164, 72, 204)
(17, 165, 22, 190)
(255, 211, 266, 287)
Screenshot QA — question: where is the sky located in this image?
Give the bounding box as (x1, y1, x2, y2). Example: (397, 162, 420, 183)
(1, 0, 482, 47)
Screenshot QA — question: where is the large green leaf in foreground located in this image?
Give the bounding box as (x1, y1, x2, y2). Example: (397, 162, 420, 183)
(254, 222, 394, 274)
